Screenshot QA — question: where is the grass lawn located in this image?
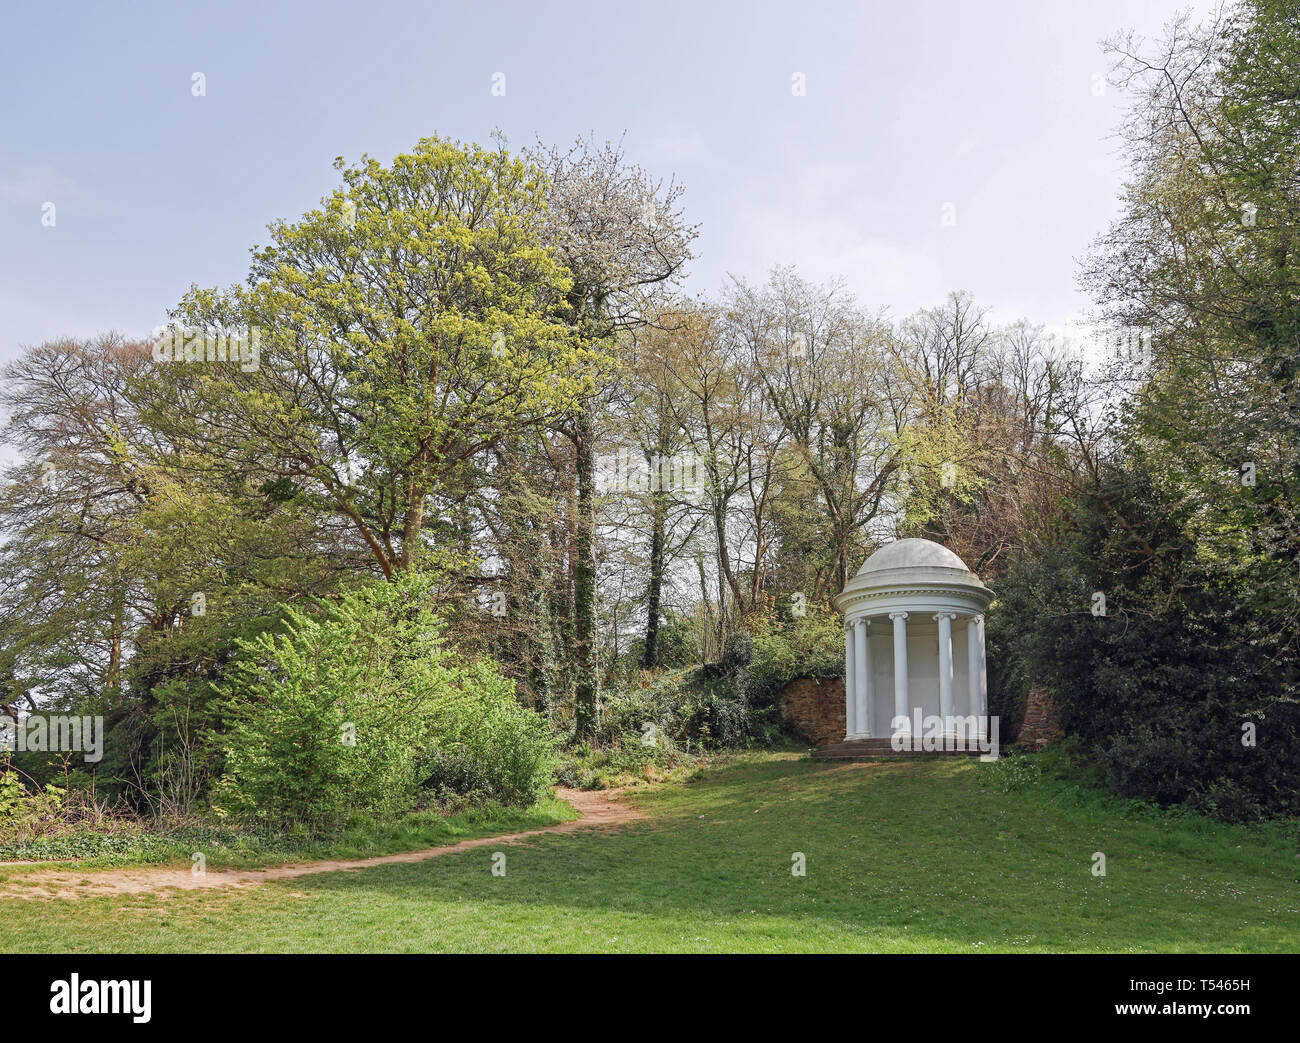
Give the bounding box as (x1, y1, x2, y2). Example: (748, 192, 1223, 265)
(2, 750, 1298, 953)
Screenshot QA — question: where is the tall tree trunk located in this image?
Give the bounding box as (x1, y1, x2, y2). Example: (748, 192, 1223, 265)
(572, 401, 599, 739)
(551, 468, 576, 703)
(398, 470, 428, 571)
(696, 553, 712, 663)
(106, 592, 125, 698)
(530, 588, 554, 713)
(643, 477, 667, 669)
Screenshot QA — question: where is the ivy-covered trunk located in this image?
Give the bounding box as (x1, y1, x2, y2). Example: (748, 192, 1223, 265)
(643, 481, 666, 668)
(572, 400, 599, 739)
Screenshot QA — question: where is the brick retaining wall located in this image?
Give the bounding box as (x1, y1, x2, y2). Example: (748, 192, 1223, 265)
(1019, 684, 1064, 748)
(777, 677, 845, 747)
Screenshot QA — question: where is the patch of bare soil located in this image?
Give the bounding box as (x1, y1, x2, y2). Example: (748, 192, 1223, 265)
(0, 787, 641, 902)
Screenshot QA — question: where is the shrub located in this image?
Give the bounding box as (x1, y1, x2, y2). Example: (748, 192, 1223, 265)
(417, 659, 559, 808)
(721, 630, 754, 672)
(992, 461, 1300, 821)
(621, 611, 698, 670)
(213, 572, 557, 830)
(0, 770, 65, 840)
(739, 606, 843, 713)
(596, 669, 733, 751)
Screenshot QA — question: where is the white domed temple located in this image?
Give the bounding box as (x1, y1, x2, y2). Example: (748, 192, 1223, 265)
(824, 539, 994, 755)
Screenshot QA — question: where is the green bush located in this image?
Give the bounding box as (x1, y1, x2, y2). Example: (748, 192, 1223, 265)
(420, 659, 559, 807)
(602, 666, 760, 749)
(0, 770, 66, 840)
(213, 572, 556, 830)
(621, 611, 698, 670)
(992, 461, 1300, 821)
(739, 606, 843, 714)
(721, 630, 754, 672)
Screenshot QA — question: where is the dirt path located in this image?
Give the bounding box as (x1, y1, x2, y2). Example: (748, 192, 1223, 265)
(0, 788, 641, 902)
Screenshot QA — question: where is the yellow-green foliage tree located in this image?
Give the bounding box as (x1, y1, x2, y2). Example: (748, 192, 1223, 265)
(169, 135, 601, 579)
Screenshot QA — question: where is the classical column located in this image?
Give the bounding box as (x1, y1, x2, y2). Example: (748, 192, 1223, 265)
(844, 622, 857, 740)
(935, 612, 956, 737)
(889, 611, 909, 733)
(853, 618, 871, 737)
(968, 614, 987, 742)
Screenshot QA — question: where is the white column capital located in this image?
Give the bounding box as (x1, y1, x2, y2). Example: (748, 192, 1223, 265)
(888, 610, 909, 621)
(933, 611, 959, 622)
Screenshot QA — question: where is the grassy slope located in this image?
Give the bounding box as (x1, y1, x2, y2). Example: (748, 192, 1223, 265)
(1, 751, 1297, 953)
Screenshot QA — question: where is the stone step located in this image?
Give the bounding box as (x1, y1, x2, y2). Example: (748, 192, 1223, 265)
(813, 752, 985, 760)
(819, 736, 989, 746)
(811, 733, 982, 743)
(817, 749, 983, 756)
(812, 737, 988, 759)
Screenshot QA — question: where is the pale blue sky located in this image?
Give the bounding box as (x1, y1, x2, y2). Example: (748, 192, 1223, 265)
(1, 0, 1210, 361)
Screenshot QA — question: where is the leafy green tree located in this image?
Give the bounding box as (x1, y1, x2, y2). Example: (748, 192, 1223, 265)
(0, 335, 350, 806)
(998, 0, 1300, 819)
(170, 135, 599, 580)
(1083, 0, 1300, 642)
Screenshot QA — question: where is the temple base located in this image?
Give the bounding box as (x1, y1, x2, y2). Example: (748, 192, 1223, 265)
(813, 737, 986, 760)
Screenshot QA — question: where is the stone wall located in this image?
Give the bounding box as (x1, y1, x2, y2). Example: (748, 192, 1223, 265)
(777, 677, 845, 747)
(1019, 685, 1064, 749)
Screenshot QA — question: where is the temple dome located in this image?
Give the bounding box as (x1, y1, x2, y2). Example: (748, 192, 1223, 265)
(856, 538, 971, 576)
(834, 538, 991, 610)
